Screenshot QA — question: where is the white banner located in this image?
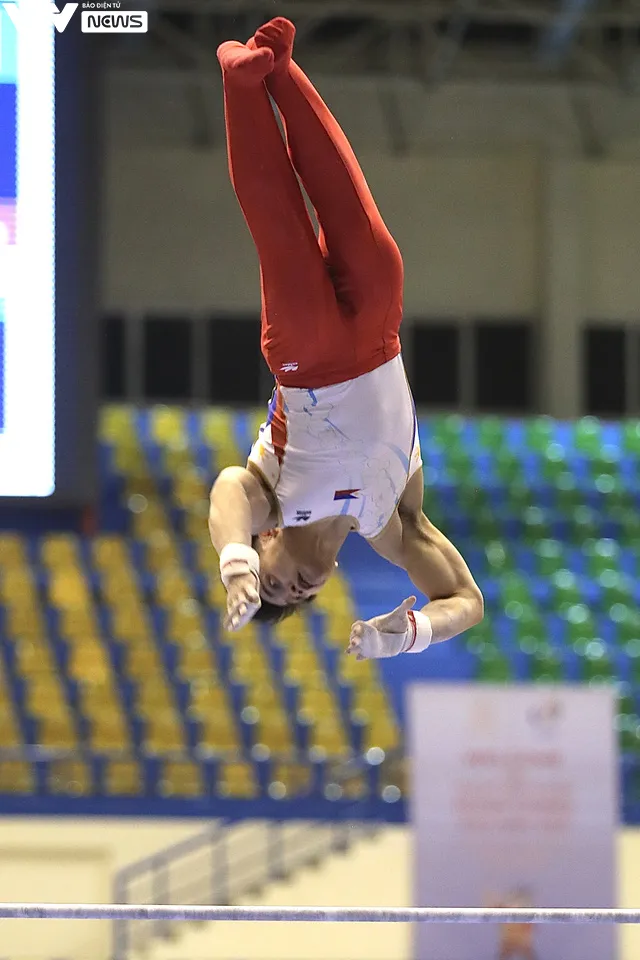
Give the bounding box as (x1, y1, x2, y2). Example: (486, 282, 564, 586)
(409, 684, 618, 960)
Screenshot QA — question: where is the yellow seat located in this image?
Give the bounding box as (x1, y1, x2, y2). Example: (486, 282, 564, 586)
(364, 715, 401, 752)
(37, 716, 77, 749)
(24, 681, 67, 716)
(104, 759, 143, 796)
(177, 643, 216, 679)
(166, 605, 205, 640)
(111, 608, 151, 643)
(89, 716, 130, 752)
(230, 646, 271, 684)
(184, 508, 210, 542)
(199, 712, 240, 754)
(309, 718, 349, 759)
(0, 761, 34, 794)
(124, 644, 163, 679)
(0, 706, 20, 746)
(217, 761, 257, 799)
(271, 763, 312, 797)
(338, 651, 377, 685)
(48, 761, 92, 797)
(131, 503, 171, 539)
(155, 571, 193, 607)
(272, 614, 312, 646)
(40, 534, 79, 566)
(100, 405, 136, 443)
(254, 713, 294, 758)
(150, 407, 186, 446)
(0, 533, 27, 564)
(173, 470, 207, 510)
(77, 682, 120, 715)
(92, 535, 130, 569)
(297, 687, 338, 722)
(48, 570, 92, 610)
(5, 607, 44, 637)
(160, 761, 203, 798)
(244, 682, 282, 711)
(205, 576, 227, 608)
(143, 714, 185, 754)
(13, 639, 55, 675)
(135, 680, 175, 717)
(187, 682, 229, 717)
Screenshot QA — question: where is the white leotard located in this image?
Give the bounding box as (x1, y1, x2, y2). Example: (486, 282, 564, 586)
(247, 354, 422, 540)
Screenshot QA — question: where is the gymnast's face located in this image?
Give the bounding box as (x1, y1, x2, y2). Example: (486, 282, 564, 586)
(257, 529, 330, 607)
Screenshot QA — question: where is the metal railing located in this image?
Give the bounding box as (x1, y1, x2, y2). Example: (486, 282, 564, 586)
(112, 812, 379, 960)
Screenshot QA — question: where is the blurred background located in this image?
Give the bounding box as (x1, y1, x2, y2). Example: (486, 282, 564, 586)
(2, 0, 640, 958)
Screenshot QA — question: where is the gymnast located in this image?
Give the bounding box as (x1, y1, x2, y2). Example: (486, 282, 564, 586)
(208, 17, 483, 659)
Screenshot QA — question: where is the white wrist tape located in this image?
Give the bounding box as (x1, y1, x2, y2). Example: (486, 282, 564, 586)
(219, 543, 260, 588)
(403, 610, 433, 653)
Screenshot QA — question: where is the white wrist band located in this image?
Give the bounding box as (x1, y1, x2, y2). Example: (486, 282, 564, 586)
(404, 610, 433, 653)
(219, 543, 260, 588)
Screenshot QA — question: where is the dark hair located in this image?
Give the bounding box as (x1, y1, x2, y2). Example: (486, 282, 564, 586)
(250, 536, 315, 624)
(252, 598, 301, 625)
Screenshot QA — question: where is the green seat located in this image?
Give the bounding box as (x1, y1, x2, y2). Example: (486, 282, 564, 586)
(494, 451, 523, 484)
(623, 420, 640, 455)
(522, 506, 551, 544)
(464, 618, 495, 654)
(574, 417, 602, 456)
(505, 483, 535, 513)
(541, 445, 568, 483)
(534, 539, 565, 577)
(446, 450, 475, 482)
(553, 473, 583, 512)
(610, 508, 640, 543)
(584, 539, 620, 576)
(485, 540, 514, 575)
(568, 506, 600, 542)
(562, 604, 597, 646)
(612, 606, 640, 646)
(477, 417, 506, 452)
(617, 691, 640, 753)
(579, 640, 615, 682)
(431, 415, 465, 448)
(551, 569, 582, 610)
(471, 507, 502, 541)
(598, 569, 632, 608)
(525, 417, 555, 452)
(475, 647, 513, 682)
(500, 572, 533, 608)
(527, 645, 564, 682)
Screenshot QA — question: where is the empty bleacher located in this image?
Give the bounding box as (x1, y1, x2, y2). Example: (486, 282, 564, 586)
(1, 408, 640, 805)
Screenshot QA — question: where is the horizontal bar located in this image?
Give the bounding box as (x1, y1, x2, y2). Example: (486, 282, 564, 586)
(0, 904, 637, 923)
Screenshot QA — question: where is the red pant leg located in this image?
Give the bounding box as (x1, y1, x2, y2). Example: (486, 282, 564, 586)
(219, 42, 342, 383)
(266, 59, 404, 380)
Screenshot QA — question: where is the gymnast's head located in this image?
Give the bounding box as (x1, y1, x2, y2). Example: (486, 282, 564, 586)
(251, 528, 335, 623)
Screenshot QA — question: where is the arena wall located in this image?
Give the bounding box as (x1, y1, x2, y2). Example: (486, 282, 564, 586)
(104, 71, 640, 325)
(1, 820, 640, 959)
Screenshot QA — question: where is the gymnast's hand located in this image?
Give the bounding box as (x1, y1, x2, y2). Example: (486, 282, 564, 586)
(224, 571, 261, 632)
(346, 597, 417, 660)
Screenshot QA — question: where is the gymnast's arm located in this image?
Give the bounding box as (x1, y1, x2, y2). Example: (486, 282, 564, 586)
(370, 469, 484, 644)
(208, 466, 272, 553)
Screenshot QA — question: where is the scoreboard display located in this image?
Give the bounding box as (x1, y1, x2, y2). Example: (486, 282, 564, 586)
(0, 3, 97, 504)
(0, 5, 56, 496)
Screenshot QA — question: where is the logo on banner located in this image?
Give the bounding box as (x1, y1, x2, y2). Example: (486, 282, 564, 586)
(81, 9, 147, 31)
(2, 2, 79, 32)
(527, 696, 564, 739)
(2, 2, 148, 33)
